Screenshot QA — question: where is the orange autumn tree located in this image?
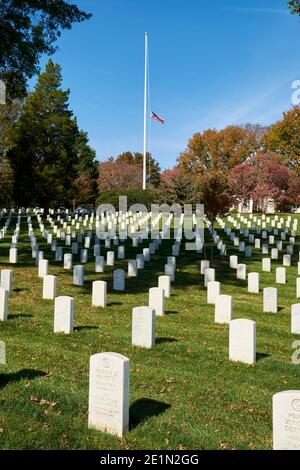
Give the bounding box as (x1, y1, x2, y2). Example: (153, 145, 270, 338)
(178, 125, 261, 176)
(98, 157, 143, 191)
(263, 106, 300, 170)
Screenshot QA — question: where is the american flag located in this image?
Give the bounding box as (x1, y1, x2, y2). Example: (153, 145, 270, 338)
(151, 111, 165, 124)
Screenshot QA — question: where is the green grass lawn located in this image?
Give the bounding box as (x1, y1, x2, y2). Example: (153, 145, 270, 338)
(0, 212, 300, 450)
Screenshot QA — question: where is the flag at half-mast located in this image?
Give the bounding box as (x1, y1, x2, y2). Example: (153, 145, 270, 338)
(151, 111, 166, 124)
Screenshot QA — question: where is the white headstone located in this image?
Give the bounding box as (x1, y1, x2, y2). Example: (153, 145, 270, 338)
(92, 280, 107, 308)
(73, 265, 84, 286)
(263, 287, 278, 313)
(276, 267, 286, 285)
(204, 267, 215, 287)
(94, 244, 100, 257)
(88, 352, 129, 437)
(9, 248, 17, 264)
(128, 260, 138, 277)
(118, 246, 125, 259)
(215, 295, 232, 324)
(80, 248, 88, 264)
(149, 287, 165, 316)
(158, 275, 171, 298)
(273, 391, 300, 450)
(132, 306, 155, 349)
(64, 253, 72, 270)
(165, 263, 175, 282)
(297, 278, 300, 298)
(229, 319, 256, 365)
(55, 246, 63, 261)
(136, 254, 144, 269)
(262, 258, 271, 272)
(291, 304, 300, 334)
(245, 246, 252, 258)
(283, 254, 291, 267)
(248, 272, 259, 294)
(237, 264, 246, 280)
(54, 296, 74, 334)
(229, 255, 238, 269)
(38, 259, 48, 278)
(143, 248, 150, 261)
(107, 251, 115, 266)
(95, 255, 105, 273)
(0, 288, 8, 321)
(0, 270, 12, 291)
(201, 260, 210, 274)
(207, 281, 221, 304)
(72, 242, 78, 255)
(43, 275, 56, 300)
(113, 269, 125, 291)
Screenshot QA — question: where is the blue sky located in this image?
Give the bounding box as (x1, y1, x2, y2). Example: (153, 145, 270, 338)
(30, 0, 300, 169)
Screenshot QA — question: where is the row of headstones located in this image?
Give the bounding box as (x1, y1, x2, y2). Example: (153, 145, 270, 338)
(34, 211, 155, 252)
(7, 209, 151, 268)
(5, 213, 20, 263)
(201, 260, 300, 333)
(86, 351, 300, 449)
(28, 207, 183, 292)
(0, 210, 12, 240)
(0, 211, 182, 322)
(214, 215, 298, 262)
(1, 278, 298, 448)
(219, 212, 298, 250)
(34, 242, 176, 289)
(230, 254, 298, 282)
(0, 266, 172, 324)
(52, 275, 172, 334)
(214, 217, 300, 326)
(0, 269, 12, 321)
(206, 281, 300, 332)
(39, 208, 171, 245)
(229, 212, 298, 232)
(30, 209, 181, 267)
(204, 217, 300, 350)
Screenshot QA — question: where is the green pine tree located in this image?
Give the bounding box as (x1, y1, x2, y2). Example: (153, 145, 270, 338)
(72, 130, 98, 207)
(8, 60, 96, 208)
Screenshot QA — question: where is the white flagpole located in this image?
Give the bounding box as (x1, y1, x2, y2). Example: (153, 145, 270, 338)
(143, 32, 148, 190)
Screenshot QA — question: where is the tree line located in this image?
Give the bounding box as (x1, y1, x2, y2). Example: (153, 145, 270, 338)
(1, 0, 300, 221)
(1, 57, 300, 220)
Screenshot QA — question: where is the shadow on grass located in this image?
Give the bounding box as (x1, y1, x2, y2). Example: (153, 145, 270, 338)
(8, 313, 33, 319)
(256, 352, 270, 362)
(129, 398, 171, 430)
(0, 369, 47, 388)
(75, 326, 99, 331)
(165, 310, 178, 315)
(156, 337, 178, 344)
